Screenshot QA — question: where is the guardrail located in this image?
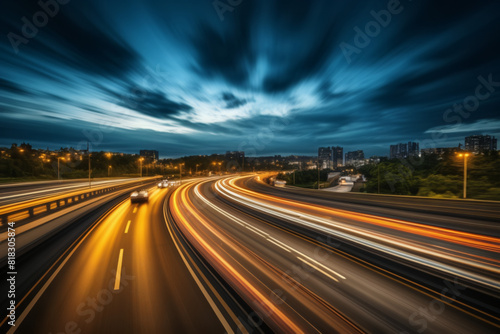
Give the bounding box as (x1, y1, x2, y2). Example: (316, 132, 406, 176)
(0, 178, 159, 227)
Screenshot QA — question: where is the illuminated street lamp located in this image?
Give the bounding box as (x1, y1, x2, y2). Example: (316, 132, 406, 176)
(218, 162, 222, 174)
(139, 158, 144, 177)
(57, 157, 65, 180)
(196, 164, 199, 175)
(457, 153, 470, 199)
(108, 165, 112, 177)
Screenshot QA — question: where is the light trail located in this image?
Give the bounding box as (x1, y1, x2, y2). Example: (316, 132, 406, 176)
(211, 176, 500, 290)
(167, 175, 500, 332)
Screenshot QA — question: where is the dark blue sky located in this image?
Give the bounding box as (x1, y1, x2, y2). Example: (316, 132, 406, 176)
(1, 0, 499, 158)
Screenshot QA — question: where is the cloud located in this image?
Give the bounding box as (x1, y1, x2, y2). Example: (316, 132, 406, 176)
(221, 92, 247, 109)
(1, 0, 500, 157)
(425, 119, 500, 134)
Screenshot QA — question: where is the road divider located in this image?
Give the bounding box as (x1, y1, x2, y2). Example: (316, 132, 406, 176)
(0, 178, 158, 229)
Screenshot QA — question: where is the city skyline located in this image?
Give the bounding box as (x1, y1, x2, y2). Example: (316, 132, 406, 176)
(1, 2, 500, 334)
(1, 1, 500, 157)
(3, 132, 495, 160)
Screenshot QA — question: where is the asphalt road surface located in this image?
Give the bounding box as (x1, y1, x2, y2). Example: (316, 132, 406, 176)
(2, 174, 499, 333)
(168, 175, 500, 333)
(8, 185, 228, 334)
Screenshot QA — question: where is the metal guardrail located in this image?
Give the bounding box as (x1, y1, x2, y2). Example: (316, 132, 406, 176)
(0, 179, 157, 227)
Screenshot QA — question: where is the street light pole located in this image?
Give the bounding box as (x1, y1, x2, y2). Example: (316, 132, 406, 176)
(458, 153, 469, 199)
(378, 164, 381, 194)
(108, 165, 112, 177)
(139, 158, 143, 177)
(317, 155, 320, 190)
(179, 163, 183, 184)
(57, 157, 64, 180)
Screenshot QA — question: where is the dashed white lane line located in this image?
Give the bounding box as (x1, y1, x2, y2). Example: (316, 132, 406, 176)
(297, 257, 339, 282)
(125, 220, 131, 233)
(298, 253, 346, 280)
(267, 238, 292, 252)
(114, 249, 124, 290)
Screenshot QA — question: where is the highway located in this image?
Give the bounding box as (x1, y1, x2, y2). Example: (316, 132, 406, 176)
(0, 177, 151, 206)
(5, 184, 235, 333)
(1, 174, 499, 333)
(169, 175, 500, 333)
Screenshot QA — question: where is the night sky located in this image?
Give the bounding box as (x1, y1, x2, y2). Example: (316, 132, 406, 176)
(1, 0, 500, 158)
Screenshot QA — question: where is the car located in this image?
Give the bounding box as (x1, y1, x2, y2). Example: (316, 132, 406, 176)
(130, 190, 149, 203)
(157, 179, 169, 188)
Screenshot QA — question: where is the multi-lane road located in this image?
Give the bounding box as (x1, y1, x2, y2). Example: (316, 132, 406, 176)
(0, 177, 152, 205)
(1, 175, 499, 333)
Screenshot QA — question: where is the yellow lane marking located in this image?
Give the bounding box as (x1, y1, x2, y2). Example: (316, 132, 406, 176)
(125, 220, 131, 233)
(114, 249, 124, 290)
(132, 206, 137, 213)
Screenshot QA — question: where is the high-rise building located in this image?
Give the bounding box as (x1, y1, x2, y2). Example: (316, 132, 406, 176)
(139, 150, 159, 161)
(464, 135, 497, 153)
(332, 146, 343, 168)
(318, 147, 332, 169)
(390, 143, 406, 159)
(407, 142, 420, 157)
(345, 150, 365, 166)
(389, 142, 419, 159)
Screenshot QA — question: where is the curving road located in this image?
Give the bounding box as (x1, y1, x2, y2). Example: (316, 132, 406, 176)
(2, 174, 499, 333)
(169, 175, 500, 333)
(8, 184, 229, 334)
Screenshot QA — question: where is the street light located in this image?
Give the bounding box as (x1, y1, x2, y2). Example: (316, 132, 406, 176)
(218, 162, 222, 174)
(108, 165, 112, 177)
(196, 164, 199, 176)
(317, 155, 320, 189)
(57, 157, 65, 180)
(139, 158, 144, 177)
(458, 153, 470, 199)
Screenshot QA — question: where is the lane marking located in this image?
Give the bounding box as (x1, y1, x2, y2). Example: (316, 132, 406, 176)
(4, 198, 129, 332)
(267, 238, 291, 252)
(114, 249, 124, 290)
(125, 220, 131, 233)
(298, 253, 346, 280)
(297, 257, 339, 282)
(133, 206, 137, 213)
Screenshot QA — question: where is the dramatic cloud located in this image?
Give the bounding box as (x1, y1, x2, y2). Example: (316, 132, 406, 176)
(1, 0, 499, 157)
